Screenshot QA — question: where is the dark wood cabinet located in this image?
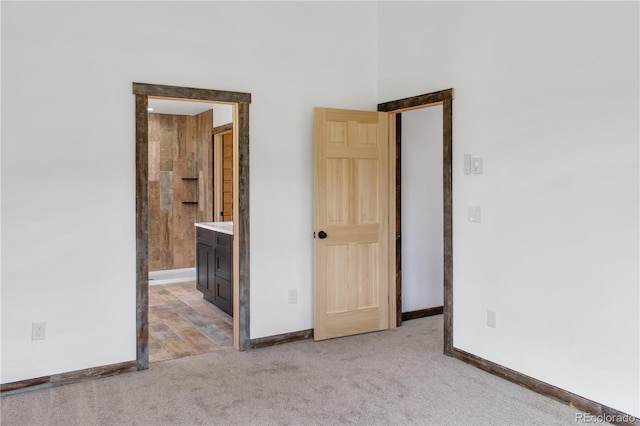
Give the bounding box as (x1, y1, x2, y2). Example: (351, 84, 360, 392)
(196, 227, 233, 316)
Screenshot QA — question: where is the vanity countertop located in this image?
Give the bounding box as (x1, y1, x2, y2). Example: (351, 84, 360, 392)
(195, 221, 233, 235)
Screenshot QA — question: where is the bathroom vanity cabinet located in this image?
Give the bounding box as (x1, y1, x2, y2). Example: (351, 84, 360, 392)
(195, 224, 233, 316)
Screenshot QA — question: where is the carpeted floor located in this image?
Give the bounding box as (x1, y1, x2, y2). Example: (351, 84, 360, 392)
(1, 316, 590, 425)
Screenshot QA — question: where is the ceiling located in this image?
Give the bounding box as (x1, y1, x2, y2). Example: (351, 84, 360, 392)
(147, 98, 233, 127)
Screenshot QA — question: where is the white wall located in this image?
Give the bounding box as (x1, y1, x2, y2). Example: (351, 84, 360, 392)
(1, 1, 378, 383)
(213, 105, 233, 128)
(2, 1, 638, 417)
(401, 106, 443, 312)
(379, 1, 639, 417)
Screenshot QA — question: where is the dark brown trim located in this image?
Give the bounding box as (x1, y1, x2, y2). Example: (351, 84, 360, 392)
(135, 94, 149, 370)
(250, 329, 313, 349)
(134, 83, 252, 361)
(237, 101, 251, 351)
(378, 89, 454, 113)
(133, 82, 251, 104)
(402, 306, 444, 321)
(378, 88, 454, 357)
(212, 123, 233, 135)
(1, 361, 137, 396)
(395, 113, 403, 327)
(442, 98, 453, 357)
(452, 349, 639, 426)
(1, 377, 49, 394)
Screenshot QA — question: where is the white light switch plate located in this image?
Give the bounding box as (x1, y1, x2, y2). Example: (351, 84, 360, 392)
(473, 157, 483, 174)
(487, 310, 496, 328)
(288, 289, 297, 304)
(468, 206, 481, 223)
(464, 154, 472, 174)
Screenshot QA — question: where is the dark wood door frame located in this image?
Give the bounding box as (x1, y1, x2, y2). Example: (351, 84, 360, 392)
(378, 88, 454, 356)
(133, 82, 252, 371)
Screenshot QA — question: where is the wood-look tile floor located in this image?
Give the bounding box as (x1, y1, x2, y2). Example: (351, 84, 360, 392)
(149, 281, 233, 363)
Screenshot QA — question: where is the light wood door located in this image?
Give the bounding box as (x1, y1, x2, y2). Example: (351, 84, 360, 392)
(314, 107, 390, 340)
(222, 132, 233, 221)
(213, 131, 234, 221)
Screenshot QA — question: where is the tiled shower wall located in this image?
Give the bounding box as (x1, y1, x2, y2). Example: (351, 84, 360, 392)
(148, 111, 213, 271)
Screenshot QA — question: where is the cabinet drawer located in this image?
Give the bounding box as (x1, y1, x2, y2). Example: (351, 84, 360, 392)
(216, 232, 232, 248)
(196, 227, 215, 245)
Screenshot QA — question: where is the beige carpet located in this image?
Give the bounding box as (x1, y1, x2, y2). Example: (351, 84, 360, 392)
(1, 316, 588, 425)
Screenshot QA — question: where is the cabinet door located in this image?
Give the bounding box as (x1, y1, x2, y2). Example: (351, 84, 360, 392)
(207, 248, 217, 295)
(196, 242, 210, 293)
(214, 276, 233, 316)
(215, 246, 232, 281)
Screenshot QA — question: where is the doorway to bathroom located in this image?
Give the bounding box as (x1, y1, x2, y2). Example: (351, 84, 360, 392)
(134, 82, 252, 371)
(145, 98, 234, 363)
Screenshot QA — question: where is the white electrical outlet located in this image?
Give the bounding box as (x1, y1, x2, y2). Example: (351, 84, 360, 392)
(468, 206, 481, 223)
(487, 310, 496, 329)
(288, 289, 297, 304)
(32, 322, 46, 340)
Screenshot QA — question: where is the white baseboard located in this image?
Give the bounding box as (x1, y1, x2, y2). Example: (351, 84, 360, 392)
(148, 267, 195, 285)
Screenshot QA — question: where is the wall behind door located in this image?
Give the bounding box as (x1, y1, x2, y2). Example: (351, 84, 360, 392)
(401, 106, 444, 312)
(379, 1, 639, 416)
(148, 110, 213, 271)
